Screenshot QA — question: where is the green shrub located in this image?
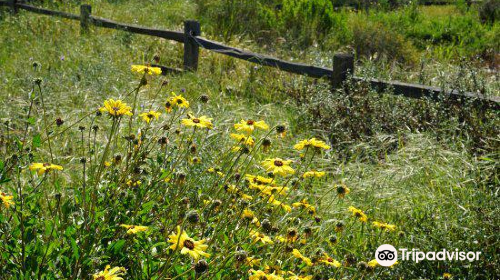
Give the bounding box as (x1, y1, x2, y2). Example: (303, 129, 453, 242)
(351, 18, 418, 64)
(278, 0, 350, 45)
(479, 0, 499, 24)
(195, 0, 276, 41)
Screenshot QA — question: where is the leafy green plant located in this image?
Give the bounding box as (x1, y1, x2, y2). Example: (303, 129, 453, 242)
(479, 0, 499, 24)
(350, 18, 418, 64)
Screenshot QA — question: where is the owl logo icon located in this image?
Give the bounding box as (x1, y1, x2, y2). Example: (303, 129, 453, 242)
(375, 244, 398, 266)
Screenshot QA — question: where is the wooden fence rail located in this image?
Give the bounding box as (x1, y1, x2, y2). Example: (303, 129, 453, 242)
(2, 1, 499, 110)
(15, 3, 79, 20)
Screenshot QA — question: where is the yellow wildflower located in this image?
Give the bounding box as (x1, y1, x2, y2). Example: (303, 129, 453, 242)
(99, 99, 133, 117)
(292, 199, 316, 215)
(261, 158, 295, 176)
(336, 184, 350, 198)
(245, 174, 273, 185)
(240, 193, 254, 201)
(372, 221, 396, 232)
(131, 64, 162, 75)
(249, 270, 284, 280)
(225, 184, 239, 194)
(319, 253, 341, 267)
(286, 228, 299, 243)
(267, 196, 292, 212)
(241, 208, 255, 219)
(181, 115, 213, 129)
(275, 235, 287, 243)
(287, 272, 313, 280)
(169, 93, 190, 109)
(168, 226, 210, 260)
(249, 230, 274, 245)
(189, 157, 201, 165)
(443, 273, 452, 279)
(264, 265, 285, 276)
(348, 206, 368, 222)
(234, 119, 269, 134)
(293, 137, 330, 151)
(92, 265, 126, 280)
(29, 162, 63, 176)
(139, 110, 161, 124)
(292, 249, 313, 266)
(367, 259, 379, 268)
(230, 133, 254, 146)
(165, 100, 173, 113)
(126, 180, 141, 187)
(245, 257, 261, 267)
(0, 192, 14, 209)
(120, 224, 148, 234)
(251, 183, 289, 196)
(302, 170, 326, 178)
(241, 208, 261, 225)
(281, 203, 292, 213)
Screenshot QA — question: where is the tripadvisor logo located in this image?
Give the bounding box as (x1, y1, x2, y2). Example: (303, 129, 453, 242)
(375, 244, 482, 267)
(375, 244, 398, 266)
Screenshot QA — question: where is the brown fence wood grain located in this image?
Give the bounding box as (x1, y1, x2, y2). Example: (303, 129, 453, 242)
(90, 16, 184, 42)
(16, 3, 79, 20)
(1, 1, 498, 110)
(192, 36, 332, 78)
(353, 77, 500, 110)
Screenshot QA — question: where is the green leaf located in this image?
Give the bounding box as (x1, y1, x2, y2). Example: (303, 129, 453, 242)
(32, 134, 41, 148)
(138, 200, 156, 216)
(70, 238, 79, 261)
(16, 137, 23, 151)
(27, 117, 36, 125)
(109, 239, 127, 254)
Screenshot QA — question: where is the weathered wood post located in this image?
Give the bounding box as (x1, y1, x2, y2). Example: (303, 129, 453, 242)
(8, 0, 18, 14)
(80, 4, 92, 35)
(332, 53, 354, 90)
(183, 20, 201, 72)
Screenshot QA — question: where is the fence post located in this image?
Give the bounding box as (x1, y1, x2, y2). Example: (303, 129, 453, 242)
(8, 0, 17, 14)
(183, 20, 201, 72)
(80, 4, 92, 35)
(332, 53, 354, 90)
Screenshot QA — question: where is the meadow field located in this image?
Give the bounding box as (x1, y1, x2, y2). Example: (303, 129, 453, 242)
(0, 0, 498, 279)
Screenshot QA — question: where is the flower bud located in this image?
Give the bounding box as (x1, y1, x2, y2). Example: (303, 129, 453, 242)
(194, 259, 208, 274)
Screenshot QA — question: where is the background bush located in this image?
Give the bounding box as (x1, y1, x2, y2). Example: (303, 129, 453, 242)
(196, 0, 499, 66)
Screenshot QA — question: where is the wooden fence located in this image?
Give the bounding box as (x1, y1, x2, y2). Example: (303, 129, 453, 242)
(1, 0, 498, 110)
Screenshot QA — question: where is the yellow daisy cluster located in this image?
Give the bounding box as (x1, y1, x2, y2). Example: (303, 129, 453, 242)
(5, 65, 406, 279)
